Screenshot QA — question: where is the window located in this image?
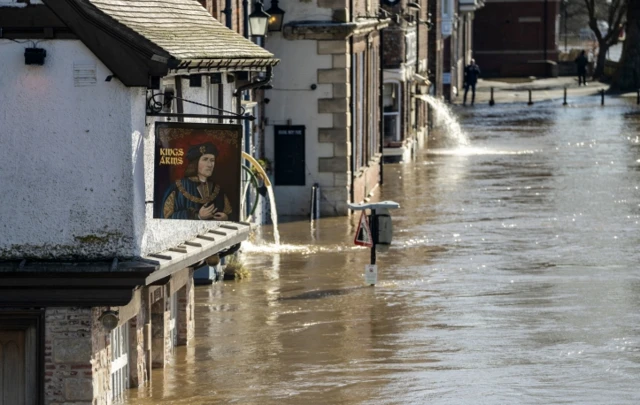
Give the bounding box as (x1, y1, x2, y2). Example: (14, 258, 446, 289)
(383, 82, 401, 143)
(110, 323, 130, 401)
(442, 0, 451, 17)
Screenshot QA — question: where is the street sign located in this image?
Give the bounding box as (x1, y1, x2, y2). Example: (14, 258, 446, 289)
(365, 264, 378, 285)
(354, 211, 373, 247)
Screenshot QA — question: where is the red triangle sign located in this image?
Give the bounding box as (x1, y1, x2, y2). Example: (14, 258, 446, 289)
(354, 211, 373, 247)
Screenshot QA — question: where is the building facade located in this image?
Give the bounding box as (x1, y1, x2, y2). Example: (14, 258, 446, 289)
(262, 0, 388, 217)
(0, 0, 277, 403)
(380, 0, 431, 163)
(473, 0, 560, 77)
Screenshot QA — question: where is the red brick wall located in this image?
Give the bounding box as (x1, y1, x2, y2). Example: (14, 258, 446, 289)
(473, 0, 560, 76)
(382, 27, 407, 69)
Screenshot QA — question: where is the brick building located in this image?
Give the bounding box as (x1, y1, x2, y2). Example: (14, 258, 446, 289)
(380, 0, 431, 163)
(473, 0, 560, 77)
(0, 0, 276, 403)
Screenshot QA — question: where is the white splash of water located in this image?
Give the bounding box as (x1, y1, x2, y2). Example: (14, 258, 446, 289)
(423, 95, 469, 148)
(266, 185, 281, 245)
(241, 240, 364, 254)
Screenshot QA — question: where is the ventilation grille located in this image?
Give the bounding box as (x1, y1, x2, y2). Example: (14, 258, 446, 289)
(73, 63, 97, 87)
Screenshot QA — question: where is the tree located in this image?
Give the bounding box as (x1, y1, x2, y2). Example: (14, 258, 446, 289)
(583, 0, 627, 79)
(610, 0, 640, 91)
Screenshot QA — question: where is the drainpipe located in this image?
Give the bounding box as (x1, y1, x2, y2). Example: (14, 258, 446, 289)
(349, 0, 355, 204)
(379, 26, 384, 185)
(543, 0, 548, 61)
(350, 47, 356, 205)
(234, 66, 274, 116)
(242, 0, 249, 38)
(223, 0, 233, 29)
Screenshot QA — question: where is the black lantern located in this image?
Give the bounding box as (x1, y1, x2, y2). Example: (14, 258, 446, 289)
(266, 0, 285, 32)
(249, 1, 270, 37)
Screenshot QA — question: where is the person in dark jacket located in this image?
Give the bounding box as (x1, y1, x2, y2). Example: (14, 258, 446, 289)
(574, 50, 589, 86)
(463, 59, 481, 106)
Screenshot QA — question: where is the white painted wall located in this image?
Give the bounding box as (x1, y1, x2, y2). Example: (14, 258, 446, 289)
(0, 40, 142, 259)
(0, 39, 239, 259)
(264, 38, 333, 216)
(277, 0, 331, 25)
(141, 75, 238, 255)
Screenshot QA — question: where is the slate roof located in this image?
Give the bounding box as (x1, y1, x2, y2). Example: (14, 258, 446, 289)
(86, 0, 277, 65)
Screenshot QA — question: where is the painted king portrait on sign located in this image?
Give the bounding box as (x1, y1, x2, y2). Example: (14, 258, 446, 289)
(153, 123, 242, 222)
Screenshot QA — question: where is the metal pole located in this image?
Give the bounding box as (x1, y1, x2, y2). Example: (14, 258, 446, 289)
(489, 87, 495, 106)
(379, 28, 385, 186)
(563, 87, 568, 106)
(528, 89, 533, 105)
(369, 209, 377, 265)
(564, 1, 568, 52)
(601, 89, 605, 106)
(543, 0, 548, 61)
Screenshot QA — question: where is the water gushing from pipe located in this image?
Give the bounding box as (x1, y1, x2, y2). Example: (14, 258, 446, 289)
(423, 95, 469, 148)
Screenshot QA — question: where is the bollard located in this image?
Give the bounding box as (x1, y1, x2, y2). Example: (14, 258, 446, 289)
(489, 87, 495, 106)
(563, 87, 568, 106)
(601, 89, 605, 106)
(527, 89, 533, 106)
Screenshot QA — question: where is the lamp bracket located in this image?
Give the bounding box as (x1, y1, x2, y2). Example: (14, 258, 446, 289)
(146, 91, 254, 121)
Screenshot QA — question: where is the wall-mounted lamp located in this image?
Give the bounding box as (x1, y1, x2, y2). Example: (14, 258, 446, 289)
(163, 89, 175, 112)
(24, 47, 46, 65)
(266, 0, 285, 32)
(98, 310, 120, 332)
(422, 12, 434, 30)
(249, 1, 270, 38)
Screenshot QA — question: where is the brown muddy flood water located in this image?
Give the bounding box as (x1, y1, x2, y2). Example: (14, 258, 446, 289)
(125, 97, 640, 404)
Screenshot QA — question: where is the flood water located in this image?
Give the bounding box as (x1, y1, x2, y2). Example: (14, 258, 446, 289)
(125, 96, 640, 404)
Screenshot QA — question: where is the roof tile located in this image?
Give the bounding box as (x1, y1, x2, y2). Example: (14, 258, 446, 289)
(87, 0, 276, 62)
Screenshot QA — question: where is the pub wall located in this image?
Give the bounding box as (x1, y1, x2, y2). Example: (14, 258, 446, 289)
(0, 39, 233, 259)
(0, 40, 141, 260)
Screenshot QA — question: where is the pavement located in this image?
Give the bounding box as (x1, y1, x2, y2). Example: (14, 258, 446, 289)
(450, 76, 627, 106)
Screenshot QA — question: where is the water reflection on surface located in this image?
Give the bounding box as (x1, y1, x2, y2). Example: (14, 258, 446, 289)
(125, 98, 640, 404)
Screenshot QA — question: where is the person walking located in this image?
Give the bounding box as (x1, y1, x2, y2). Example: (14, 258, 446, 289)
(574, 50, 589, 86)
(463, 59, 481, 106)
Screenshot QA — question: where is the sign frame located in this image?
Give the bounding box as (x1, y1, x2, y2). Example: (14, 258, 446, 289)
(354, 211, 373, 247)
(153, 122, 243, 222)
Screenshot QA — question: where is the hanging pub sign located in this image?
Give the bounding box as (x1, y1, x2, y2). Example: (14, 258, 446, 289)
(154, 122, 242, 222)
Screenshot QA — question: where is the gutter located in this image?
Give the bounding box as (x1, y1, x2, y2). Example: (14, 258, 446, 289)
(234, 66, 274, 115)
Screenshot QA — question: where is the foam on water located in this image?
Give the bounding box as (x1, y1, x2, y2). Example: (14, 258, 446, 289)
(241, 240, 366, 255)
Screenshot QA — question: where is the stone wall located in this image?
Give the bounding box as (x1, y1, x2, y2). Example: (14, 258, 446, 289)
(317, 39, 353, 216)
(177, 270, 195, 345)
(44, 307, 107, 405)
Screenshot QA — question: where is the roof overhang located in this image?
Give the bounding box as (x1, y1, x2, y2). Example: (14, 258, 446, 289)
(0, 223, 251, 307)
(43, 0, 278, 86)
(143, 223, 251, 285)
(283, 18, 390, 40)
(171, 58, 279, 75)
